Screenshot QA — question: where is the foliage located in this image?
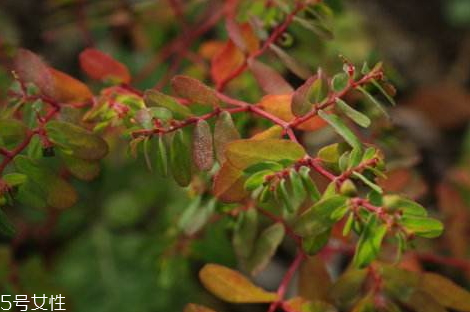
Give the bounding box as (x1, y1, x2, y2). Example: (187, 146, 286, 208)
(0, 0, 468, 312)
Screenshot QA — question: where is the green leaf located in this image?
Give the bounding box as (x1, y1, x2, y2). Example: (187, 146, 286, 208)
(244, 170, 272, 192)
(404, 290, 447, 312)
(317, 143, 349, 164)
(269, 44, 312, 79)
(2, 173, 27, 187)
(399, 215, 443, 238)
(45, 121, 109, 160)
(302, 229, 331, 255)
(335, 98, 371, 128)
(343, 212, 354, 236)
(178, 196, 202, 233)
(293, 16, 334, 40)
(329, 268, 368, 309)
(356, 86, 389, 118)
(170, 130, 192, 187)
(143, 136, 152, 171)
(214, 111, 240, 163)
(171, 75, 220, 107)
(244, 161, 284, 175)
(258, 184, 272, 203)
(299, 166, 321, 202)
(352, 214, 387, 268)
(233, 208, 258, 261)
(59, 151, 100, 181)
(247, 223, 285, 275)
(148, 106, 173, 121)
(421, 272, 470, 312)
(14, 155, 77, 209)
(382, 195, 428, 217)
(331, 73, 349, 92)
(381, 265, 419, 301)
(154, 135, 168, 177)
(199, 263, 278, 303)
(348, 147, 363, 169)
(289, 169, 307, 209)
(293, 195, 348, 237)
(0, 119, 28, 149)
(178, 198, 215, 236)
(371, 80, 396, 106)
(144, 89, 192, 119)
(0, 208, 15, 237)
(225, 139, 305, 170)
(291, 76, 316, 117)
(318, 111, 361, 149)
(192, 120, 214, 171)
(352, 172, 383, 194)
(278, 178, 294, 213)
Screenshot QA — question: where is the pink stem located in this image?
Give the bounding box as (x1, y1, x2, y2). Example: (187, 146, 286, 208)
(268, 251, 306, 312)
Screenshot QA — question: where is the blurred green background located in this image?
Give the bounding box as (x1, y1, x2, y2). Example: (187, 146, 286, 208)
(1, 0, 470, 311)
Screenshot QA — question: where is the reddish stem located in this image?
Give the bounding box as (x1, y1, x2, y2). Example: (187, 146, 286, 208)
(216, 2, 305, 91)
(257, 207, 302, 246)
(268, 251, 306, 312)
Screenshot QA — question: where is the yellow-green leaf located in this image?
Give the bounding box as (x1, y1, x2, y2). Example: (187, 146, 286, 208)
(247, 223, 285, 276)
(45, 121, 108, 160)
(144, 89, 192, 119)
(199, 263, 278, 303)
(318, 111, 361, 149)
(59, 151, 100, 181)
(421, 273, 470, 312)
(0, 119, 28, 149)
(170, 130, 192, 187)
(14, 155, 77, 209)
(225, 139, 305, 170)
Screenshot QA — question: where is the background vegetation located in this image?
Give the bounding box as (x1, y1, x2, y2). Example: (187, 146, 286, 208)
(1, 0, 470, 311)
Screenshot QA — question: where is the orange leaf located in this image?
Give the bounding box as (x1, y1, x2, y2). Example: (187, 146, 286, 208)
(199, 41, 226, 60)
(49, 68, 93, 103)
(211, 40, 245, 87)
(257, 94, 327, 131)
(240, 23, 260, 54)
(79, 48, 131, 84)
(226, 22, 260, 55)
(184, 303, 217, 312)
(212, 161, 247, 203)
(199, 263, 278, 303)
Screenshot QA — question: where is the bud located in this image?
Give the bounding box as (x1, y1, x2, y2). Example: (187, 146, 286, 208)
(340, 179, 357, 196)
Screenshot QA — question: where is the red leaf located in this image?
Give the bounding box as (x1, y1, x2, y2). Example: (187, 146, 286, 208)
(14, 49, 55, 97)
(248, 59, 293, 95)
(14, 49, 93, 103)
(79, 48, 131, 84)
(49, 68, 93, 103)
(211, 23, 259, 87)
(211, 40, 245, 87)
